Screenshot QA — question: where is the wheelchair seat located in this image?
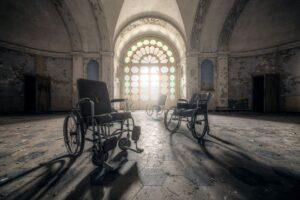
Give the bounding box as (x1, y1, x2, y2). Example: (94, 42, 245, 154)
(94, 112, 132, 124)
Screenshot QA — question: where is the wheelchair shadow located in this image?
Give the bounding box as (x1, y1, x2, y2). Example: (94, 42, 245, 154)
(198, 139, 300, 199)
(169, 130, 300, 199)
(0, 154, 76, 200)
(66, 160, 140, 200)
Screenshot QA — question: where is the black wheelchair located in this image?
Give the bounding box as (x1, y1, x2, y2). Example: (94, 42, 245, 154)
(63, 79, 143, 167)
(146, 94, 167, 118)
(164, 93, 211, 140)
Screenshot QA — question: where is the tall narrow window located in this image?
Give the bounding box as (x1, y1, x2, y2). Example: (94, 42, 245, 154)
(87, 60, 100, 81)
(200, 59, 214, 90)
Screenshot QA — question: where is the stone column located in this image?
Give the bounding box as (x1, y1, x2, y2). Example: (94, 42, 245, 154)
(216, 54, 229, 109)
(101, 51, 114, 98)
(72, 53, 83, 106)
(186, 52, 199, 99)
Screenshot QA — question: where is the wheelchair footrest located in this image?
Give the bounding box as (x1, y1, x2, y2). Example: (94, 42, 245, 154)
(102, 137, 118, 153)
(132, 126, 141, 141)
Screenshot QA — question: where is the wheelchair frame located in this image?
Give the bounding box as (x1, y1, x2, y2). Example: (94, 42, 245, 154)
(63, 80, 143, 167)
(164, 93, 211, 140)
(146, 94, 167, 118)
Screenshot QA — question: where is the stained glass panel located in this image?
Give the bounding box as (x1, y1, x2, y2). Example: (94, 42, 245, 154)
(123, 38, 177, 102)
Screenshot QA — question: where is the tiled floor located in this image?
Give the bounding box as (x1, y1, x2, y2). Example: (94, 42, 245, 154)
(0, 112, 299, 199)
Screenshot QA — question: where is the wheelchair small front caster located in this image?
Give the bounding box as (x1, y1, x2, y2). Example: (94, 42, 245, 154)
(118, 137, 131, 150)
(132, 126, 141, 141)
(92, 149, 108, 167)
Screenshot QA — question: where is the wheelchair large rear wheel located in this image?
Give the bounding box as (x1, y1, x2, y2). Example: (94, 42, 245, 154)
(63, 112, 85, 156)
(190, 113, 208, 140)
(164, 109, 181, 133)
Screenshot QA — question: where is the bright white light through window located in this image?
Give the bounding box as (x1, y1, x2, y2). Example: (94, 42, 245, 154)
(123, 38, 176, 101)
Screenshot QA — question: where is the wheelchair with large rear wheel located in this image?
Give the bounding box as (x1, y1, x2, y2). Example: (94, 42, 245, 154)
(63, 79, 143, 167)
(164, 93, 211, 141)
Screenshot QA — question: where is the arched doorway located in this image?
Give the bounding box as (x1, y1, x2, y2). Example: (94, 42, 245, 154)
(121, 37, 178, 109)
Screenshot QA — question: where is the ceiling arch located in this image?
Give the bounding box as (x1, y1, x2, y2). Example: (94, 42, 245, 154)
(218, 0, 249, 52)
(52, 0, 82, 52)
(114, 17, 186, 62)
(56, 0, 111, 53)
(229, 0, 300, 52)
(0, 0, 72, 53)
(114, 0, 186, 40)
(189, 0, 211, 50)
(189, 0, 236, 52)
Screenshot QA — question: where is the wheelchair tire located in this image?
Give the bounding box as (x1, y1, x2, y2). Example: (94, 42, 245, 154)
(190, 113, 208, 140)
(164, 109, 181, 133)
(63, 112, 85, 157)
(146, 105, 154, 116)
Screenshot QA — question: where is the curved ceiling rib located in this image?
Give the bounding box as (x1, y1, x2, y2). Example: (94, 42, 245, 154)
(114, 0, 186, 41)
(51, 0, 82, 52)
(218, 0, 249, 52)
(189, 0, 211, 51)
(89, 0, 111, 51)
(114, 17, 186, 62)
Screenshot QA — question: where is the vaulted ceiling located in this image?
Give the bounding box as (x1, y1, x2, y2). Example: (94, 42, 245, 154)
(0, 0, 299, 55)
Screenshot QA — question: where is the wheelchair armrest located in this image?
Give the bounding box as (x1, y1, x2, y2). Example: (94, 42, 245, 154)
(111, 98, 127, 103)
(177, 99, 188, 104)
(195, 99, 209, 110)
(111, 98, 129, 112)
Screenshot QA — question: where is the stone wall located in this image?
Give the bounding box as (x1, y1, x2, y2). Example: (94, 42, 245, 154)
(0, 47, 72, 113)
(45, 57, 72, 111)
(228, 47, 300, 112)
(0, 48, 34, 113)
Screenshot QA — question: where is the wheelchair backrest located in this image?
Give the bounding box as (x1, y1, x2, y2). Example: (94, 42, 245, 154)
(77, 79, 112, 117)
(158, 94, 167, 106)
(189, 92, 211, 104)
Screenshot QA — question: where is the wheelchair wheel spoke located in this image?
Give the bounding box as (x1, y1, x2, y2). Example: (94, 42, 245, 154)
(164, 109, 180, 133)
(63, 113, 85, 157)
(191, 114, 208, 140)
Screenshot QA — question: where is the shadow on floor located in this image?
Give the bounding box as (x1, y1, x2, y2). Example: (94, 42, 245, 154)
(0, 154, 75, 200)
(66, 161, 140, 200)
(0, 113, 66, 125)
(169, 130, 300, 199)
(210, 112, 300, 124)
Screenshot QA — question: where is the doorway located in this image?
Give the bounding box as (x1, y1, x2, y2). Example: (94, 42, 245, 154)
(24, 75, 51, 113)
(252, 74, 279, 112)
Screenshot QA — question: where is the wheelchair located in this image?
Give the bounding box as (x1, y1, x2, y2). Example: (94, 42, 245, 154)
(164, 93, 211, 140)
(146, 94, 167, 118)
(63, 79, 143, 167)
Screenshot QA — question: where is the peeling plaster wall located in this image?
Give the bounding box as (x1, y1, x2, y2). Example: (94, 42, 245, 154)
(0, 47, 72, 113)
(45, 57, 72, 111)
(228, 47, 300, 112)
(0, 48, 34, 113)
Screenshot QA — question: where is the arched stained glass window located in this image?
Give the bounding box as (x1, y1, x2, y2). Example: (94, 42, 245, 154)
(123, 38, 177, 104)
(87, 60, 100, 81)
(200, 59, 214, 90)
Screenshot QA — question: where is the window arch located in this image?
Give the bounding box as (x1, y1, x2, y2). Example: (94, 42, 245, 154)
(123, 38, 177, 103)
(200, 59, 214, 90)
(87, 60, 100, 81)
